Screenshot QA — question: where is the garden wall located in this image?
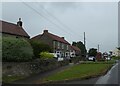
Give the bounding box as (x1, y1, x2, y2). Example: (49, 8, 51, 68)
(2, 59, 69, 77)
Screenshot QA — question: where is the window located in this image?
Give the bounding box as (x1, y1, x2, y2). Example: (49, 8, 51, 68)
(53, 41, 56, 48)
(62, 43, 64, 49)
(58, 42, 60, 49)
(67, 45, 69, 50)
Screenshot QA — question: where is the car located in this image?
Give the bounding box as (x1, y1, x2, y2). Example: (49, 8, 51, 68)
(88, 56, 95, 61)
(105, 57, 110, 60)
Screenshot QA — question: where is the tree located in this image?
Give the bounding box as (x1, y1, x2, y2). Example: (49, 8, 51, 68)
(72, 41, 87, 57)
(30, 40, 53, 58)
(88, 48, 97, 57)
(117, 47, 120, 50)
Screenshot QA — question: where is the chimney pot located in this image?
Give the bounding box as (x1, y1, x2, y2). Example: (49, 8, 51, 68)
(44, 30, 48, 33)
(61, 37, 64, 39)
(17, 18, 22, 27)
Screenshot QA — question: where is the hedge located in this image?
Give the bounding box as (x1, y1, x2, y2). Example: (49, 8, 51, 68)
(39, 52, 54, 60)
(2, 37, 34, 62)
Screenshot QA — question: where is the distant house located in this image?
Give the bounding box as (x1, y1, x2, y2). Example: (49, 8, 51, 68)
(112, 48, 120, 56)
(31, 30, 71, 59)
(70, 45, 81, 57)
(96, 52, 102, 61)
(0, 18, 30, 39)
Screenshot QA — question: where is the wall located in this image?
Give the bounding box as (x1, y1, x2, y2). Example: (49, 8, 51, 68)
(2, 59, 69, 77)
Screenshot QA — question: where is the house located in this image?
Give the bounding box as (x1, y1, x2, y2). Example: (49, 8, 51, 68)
(96, 52, 102, 61)
(70, 45, 81, 58)
(112, 48, 120, 56)
(31, 30, 71, 59)
(0, 18, 30, 39)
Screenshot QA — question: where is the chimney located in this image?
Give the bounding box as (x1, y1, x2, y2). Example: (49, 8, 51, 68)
(61, 37, 64, 39)
(17, 18, 22, 27)
(44, 30, 48, 33)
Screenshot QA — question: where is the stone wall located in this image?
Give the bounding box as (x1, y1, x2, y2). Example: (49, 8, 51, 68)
(2, 59, 69, 77)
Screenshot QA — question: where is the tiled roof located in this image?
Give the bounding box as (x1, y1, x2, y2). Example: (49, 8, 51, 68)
(71, 45, 81, 51)
(47, 32, 70, 44)
(31, 30, 70, 44)
(0, 20, 30, 38)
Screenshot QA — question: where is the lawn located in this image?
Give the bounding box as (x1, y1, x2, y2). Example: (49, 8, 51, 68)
(40, 62, 114, 83)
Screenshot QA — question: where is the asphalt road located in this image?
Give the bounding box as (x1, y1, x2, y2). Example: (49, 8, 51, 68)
(95, 61, 119, 84)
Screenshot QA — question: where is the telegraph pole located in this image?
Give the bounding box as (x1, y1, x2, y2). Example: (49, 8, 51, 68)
(84, 32, 86, 46)
(98, 44, 99, 52)
(84, 32, 86, 58)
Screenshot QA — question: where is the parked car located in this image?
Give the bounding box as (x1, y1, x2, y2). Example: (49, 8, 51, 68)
(105, 57, 111, 60)
(88, 56, 95, 61)
(58, 57, 64, 61)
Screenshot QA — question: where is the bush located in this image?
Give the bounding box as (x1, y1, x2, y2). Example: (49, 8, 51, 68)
(112, 56, 120, 60)
(71, 56, 81, 63)
(39, 52, 54, 60)
(30, 40, 53, 58)
(2, 37, 33, 62)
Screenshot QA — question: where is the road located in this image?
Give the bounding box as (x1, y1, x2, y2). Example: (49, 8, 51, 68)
(95, 61, 119, 84)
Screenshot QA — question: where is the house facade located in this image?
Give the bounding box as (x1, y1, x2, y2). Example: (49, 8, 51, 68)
(112, 48, 120, 56)
(0, 18, 30, 39)
(70, 45, 81, 57)
(31, 30, 71, 59)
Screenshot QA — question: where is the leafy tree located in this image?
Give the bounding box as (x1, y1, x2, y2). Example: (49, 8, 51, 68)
(117, 47, 120, 50)
(72, 41, 87, 57)
(30, 40, 53, 58)
(88, 48, 97, 57)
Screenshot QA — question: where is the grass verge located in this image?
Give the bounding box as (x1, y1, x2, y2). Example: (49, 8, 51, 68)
(39, 61, 114, 84)
(2, 75, 25, 83)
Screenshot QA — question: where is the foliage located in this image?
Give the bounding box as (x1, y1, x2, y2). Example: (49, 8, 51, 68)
(30, 40, 53, 58)
(71, 56, 81, 63)
(117, 47, 120, 50)
(88, 48, 97, 57)
(72, 41, 87, 57)
(2, 37, 33, 62)
(2, 75, 25, 83)
(112, 56, 120, 60)
(39, 52, 54, 60)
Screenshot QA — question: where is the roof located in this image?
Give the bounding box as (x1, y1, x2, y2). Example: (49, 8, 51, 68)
(71, 45, 80, 51)
(0, 20, 30, 38)
(32, 30, 70, 44)
(47, 32, 70, 44)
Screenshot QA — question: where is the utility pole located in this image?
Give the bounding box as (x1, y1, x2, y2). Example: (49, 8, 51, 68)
(84, 32, 86, 46)
(84, 32, 86, 58)
(98, 44, 99, 52)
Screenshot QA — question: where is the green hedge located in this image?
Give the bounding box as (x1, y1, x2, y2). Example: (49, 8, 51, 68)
(30, 40, 53, 58)
(2, 37, 33, 62)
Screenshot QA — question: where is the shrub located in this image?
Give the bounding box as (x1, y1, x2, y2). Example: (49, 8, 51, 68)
(39, 52, 54, 60)
(2, 37, 33, 62)
(30, 40, 53, 58)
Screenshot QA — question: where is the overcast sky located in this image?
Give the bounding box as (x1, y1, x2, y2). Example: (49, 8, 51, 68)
(1, 1, 118, 53)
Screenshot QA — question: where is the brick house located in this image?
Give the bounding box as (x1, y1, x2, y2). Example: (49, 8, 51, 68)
(0, 18, 30, 39)
(31, 30, 71, 59)
(70, 45, 81, 58)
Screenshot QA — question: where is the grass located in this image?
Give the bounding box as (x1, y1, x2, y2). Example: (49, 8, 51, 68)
(2, 75, 25, 83)
(40, 61, 114, 83)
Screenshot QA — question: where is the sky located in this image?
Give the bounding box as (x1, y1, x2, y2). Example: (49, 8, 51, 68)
(1, 1, 118, 53)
